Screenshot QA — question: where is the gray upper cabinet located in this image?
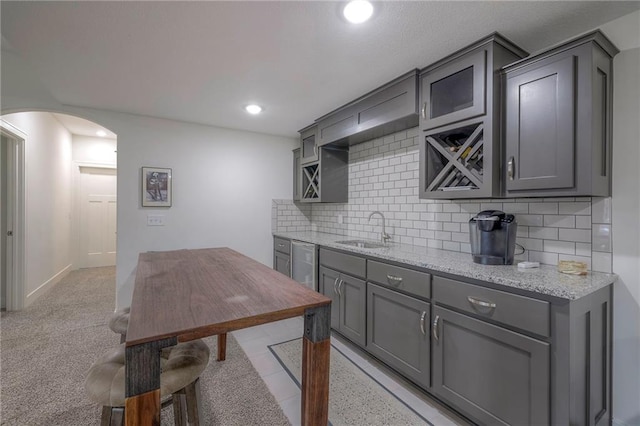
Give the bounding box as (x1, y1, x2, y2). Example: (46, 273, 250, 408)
(503, 30, 618, 197)
(299, 124, 319, 165)
(292, 148, 301, 201)
(420, 49, 487, 131)
(316, 70, 419, 146)
(418, 33, 527, 199)
(300, 146, 348, 203)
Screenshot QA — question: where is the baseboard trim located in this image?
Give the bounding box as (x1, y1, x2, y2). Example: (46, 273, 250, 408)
(25, 264, 72, 307)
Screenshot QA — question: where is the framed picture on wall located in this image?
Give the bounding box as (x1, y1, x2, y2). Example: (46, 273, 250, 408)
(142, 167, 172, 207)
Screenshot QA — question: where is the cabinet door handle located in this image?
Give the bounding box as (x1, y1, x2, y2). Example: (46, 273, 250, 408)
(421, 102, 427, 120)
(420, 311, 427, 335)
(286, 259, 290, 270)
(337, 279, 344, 297)
(467, 296, 497, 310)
(507, 157, 515, 180)
(386, 274, 403, 286)
(432, 315, 440, 342)
(333, 277, 339, 295)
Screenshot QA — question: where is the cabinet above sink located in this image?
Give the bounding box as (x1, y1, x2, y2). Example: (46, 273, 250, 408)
(316, 69, 420, 147)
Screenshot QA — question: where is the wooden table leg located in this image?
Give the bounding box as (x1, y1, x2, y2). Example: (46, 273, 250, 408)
(125, 337, 176, 426)
(217, 333, 227, 361)
(301, 304, 331, 426)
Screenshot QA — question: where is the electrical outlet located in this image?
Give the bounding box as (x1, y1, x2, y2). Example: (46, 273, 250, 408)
(147, 215, 164, 226)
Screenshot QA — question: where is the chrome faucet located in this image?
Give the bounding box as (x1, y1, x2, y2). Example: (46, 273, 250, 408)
(368, 211, 391, 243)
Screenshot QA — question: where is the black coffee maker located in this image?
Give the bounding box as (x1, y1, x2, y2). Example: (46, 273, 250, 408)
(469, 210, 517, 265)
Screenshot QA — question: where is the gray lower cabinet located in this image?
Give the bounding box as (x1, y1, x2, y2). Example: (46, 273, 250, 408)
(273, 237, 290, 277)
(432, 305, 550, 425)
(367, 283, 430, 389)
(319, 265, 366, 346)
(503, 30, 618, 197)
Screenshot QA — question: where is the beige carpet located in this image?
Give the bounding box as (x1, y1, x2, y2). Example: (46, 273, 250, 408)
(0, 266, 289, 425)
(270, 338, 432, 426)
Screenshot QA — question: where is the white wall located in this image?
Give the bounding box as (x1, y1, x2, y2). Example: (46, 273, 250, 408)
(2, 112, 73, 305)
(72, 135, 117, 166)
(600, 12, 640, 426)
(96, 112, 296, 309)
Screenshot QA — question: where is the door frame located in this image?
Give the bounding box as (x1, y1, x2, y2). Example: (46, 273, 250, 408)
(0, 119, 26, 311)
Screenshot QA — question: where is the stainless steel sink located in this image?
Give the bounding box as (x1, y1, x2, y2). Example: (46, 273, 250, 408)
(335, 240, 387, 249)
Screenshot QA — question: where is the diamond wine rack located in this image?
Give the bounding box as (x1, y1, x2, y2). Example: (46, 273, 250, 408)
(424, 122, 484, 192)
(302, 163, 320, 201)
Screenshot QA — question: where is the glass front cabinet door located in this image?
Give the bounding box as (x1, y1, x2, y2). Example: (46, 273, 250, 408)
(420, 49, 486, 131)
(300, 124, 319, 165)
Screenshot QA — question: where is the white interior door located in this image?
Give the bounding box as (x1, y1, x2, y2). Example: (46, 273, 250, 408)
(79, 167, 116, 268)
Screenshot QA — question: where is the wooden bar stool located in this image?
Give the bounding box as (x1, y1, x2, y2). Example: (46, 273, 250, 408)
(108, 307, 227, 360)
(85, 340, 210, 426)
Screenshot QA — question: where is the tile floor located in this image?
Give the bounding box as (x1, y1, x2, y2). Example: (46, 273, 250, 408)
(232, 317, 469, 426)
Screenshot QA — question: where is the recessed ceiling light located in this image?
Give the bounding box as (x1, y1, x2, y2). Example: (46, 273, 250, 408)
(96, 130, 107, 137)
(245, 104, 263, 115)
(343, 0, 373, 24)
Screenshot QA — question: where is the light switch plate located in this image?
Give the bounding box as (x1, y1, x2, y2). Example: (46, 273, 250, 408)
(147, 214, 164, 226)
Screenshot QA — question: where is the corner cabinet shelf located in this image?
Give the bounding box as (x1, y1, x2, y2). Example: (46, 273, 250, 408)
(300, 146, 348, 203)
(419, 33, 527, 199)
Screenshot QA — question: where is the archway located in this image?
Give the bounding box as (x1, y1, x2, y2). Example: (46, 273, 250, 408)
(0, 110, 118, 310)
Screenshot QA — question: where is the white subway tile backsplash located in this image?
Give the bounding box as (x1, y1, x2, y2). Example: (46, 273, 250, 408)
(592, 252, 612, 273)
(592, 224, 612, 252)
(529, 226, 559, 240)
(592, 197, 612, 224)
(544, 240, 575, 255)
(544, 215, 576, 228)
(576, 243, 592, 257)
(558, 228, 591, 243)
(516, 214, 544, 227)
(576, 216, 592, 229)
(530, 202, 559, 214)
(559, 201, 591, 215)
(277, 127, 610, 269)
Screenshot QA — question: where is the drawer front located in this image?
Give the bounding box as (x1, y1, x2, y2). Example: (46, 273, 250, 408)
(367, 260, 431, 300)
(319, 248, 366, 279)
(273, 237, 290, 255)
(433, 276, 550, 337)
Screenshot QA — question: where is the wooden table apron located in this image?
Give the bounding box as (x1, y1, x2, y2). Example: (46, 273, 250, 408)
(124, 248, 331, 426)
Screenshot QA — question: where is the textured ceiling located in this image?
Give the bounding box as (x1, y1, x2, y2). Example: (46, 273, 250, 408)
(2, 1, 639, 138)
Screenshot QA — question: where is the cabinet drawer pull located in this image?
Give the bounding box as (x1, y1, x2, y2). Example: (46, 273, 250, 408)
(333, 277, 339, 295)
(507, 157, 515, 180)
(278, 243, 285, 247)
(337, 279, 344, 297)
(421, 102, 427, 120)
(432, 315, 440, 342)
(467, 296, 497, 310)
(386, 274, 403, 286)
(420, 311, 427, 335)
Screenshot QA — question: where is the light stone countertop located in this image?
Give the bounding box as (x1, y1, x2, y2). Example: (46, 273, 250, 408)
(273, 231, 617, 301)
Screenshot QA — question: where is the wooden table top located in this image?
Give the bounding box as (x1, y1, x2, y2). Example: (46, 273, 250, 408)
(126, 247, 331, 346)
